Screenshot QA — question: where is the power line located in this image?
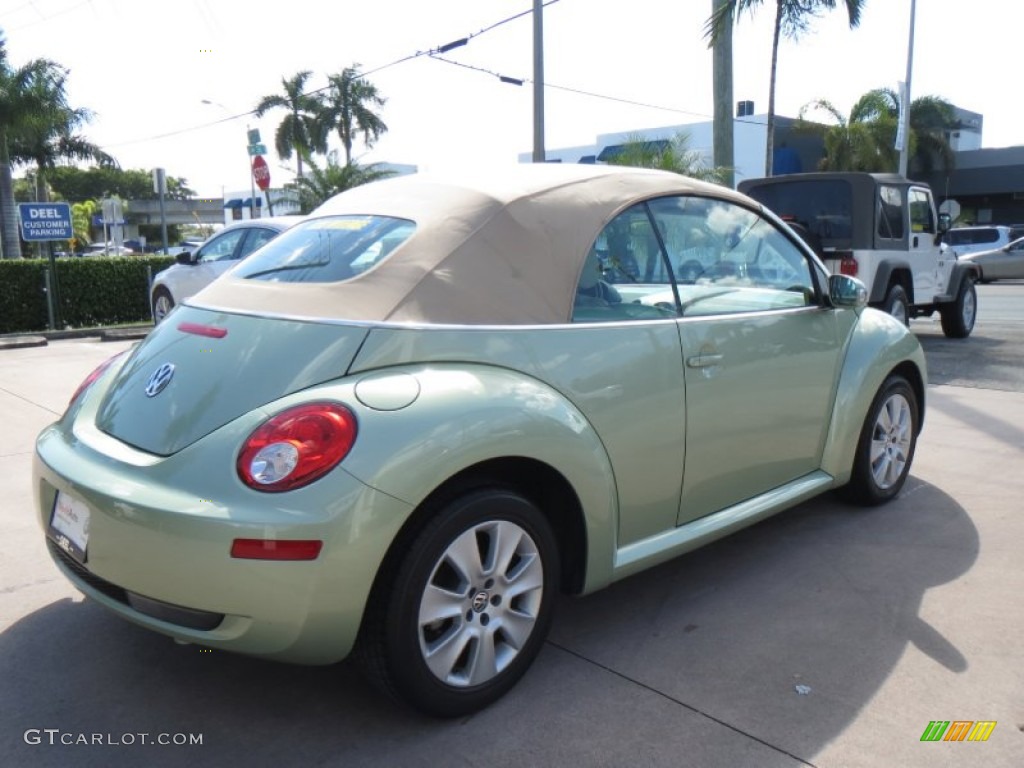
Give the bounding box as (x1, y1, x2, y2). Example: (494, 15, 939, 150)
(5, 0, 92, 31)
(427, 54, 768, 128)
(98, 1, 560, 151)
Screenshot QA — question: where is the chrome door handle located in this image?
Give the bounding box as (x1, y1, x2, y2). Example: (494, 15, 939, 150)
(686, 354, 723, 368)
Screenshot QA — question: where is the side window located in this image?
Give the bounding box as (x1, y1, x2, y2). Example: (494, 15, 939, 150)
(237, 227, 279, 260)
(196, 229, 246, 263)
(909, 189, 935, 233)
(571, 203, 678, 323)
(878, 185, 905, 239)
(648, 196, 815, 317)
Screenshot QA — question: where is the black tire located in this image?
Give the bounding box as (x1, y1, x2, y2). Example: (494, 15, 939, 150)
(883, 283, 910, 326)
(939, 278, 977, 338)
(843, 375, 919, 506)
(357, 488, 559, 717)
(152, 287, 175, 324)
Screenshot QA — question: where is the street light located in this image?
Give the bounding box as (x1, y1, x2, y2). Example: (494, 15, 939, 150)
(201, 99, 258, 218)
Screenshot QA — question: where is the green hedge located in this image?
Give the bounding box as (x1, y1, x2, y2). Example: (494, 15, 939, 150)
(0, 256, 175, 334)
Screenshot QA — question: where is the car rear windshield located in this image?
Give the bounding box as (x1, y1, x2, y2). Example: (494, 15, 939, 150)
(234, 215, 415, 283)
(742, 180, 853, 241)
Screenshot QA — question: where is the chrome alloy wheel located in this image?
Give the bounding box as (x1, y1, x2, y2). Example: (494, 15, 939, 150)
(869, 393, 913, 490)
(153, 293, 173, 323)
(417, 520, 544, 687)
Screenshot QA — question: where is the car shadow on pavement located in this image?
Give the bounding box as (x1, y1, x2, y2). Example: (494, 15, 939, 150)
(0, 479, 976, 768)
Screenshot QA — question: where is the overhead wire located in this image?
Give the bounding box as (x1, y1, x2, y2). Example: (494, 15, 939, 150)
(88, 0, 758, 155)
(98, 2, 560, 150)
(426, 54, 768, 128)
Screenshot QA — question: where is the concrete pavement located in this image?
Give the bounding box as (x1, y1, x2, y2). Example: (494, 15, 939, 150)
(1, 338, 1021, 767)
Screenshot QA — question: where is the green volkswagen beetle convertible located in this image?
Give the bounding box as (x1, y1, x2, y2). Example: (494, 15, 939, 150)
(34, 165, 925, 716)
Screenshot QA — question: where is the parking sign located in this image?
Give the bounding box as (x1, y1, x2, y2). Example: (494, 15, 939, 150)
(18, 203, 73, 241)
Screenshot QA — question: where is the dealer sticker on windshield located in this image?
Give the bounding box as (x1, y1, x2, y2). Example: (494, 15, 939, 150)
(49, 491, 90, 563)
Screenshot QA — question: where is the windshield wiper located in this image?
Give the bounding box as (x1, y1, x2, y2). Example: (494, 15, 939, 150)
(243, 261, 330, 279)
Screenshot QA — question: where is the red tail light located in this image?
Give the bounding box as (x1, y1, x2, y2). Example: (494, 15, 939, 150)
(837, 252, 858, 276)
(67, 351, 129, 408)
(237, 402, 357, 492)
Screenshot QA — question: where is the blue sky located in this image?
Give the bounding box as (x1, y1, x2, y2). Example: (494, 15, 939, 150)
(2, 0, 1017, 195)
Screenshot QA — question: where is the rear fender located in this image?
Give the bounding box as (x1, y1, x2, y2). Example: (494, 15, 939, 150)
(820, 308, 927, 484)
(869, 260, 913, 304)
(334, 364, 619, 592)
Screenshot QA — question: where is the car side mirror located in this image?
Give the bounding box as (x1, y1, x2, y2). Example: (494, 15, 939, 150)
(175, 251, 193, 265)
(829, 274, 867, 309)
(937, 212, 951, 233)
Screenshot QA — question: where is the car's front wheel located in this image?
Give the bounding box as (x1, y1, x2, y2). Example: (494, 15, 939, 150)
(844, 375, 919, 506)
(152, 287, 175, 324)
(359, 488, 559, 717)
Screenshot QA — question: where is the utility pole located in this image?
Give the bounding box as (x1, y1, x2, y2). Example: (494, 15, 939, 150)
(532, 0, 546, 162)
(711, 0, 735, 188)
(898, 0, 917, 178)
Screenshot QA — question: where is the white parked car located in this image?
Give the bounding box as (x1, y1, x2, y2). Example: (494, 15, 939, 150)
(83, 243, 135, 256)
(150, 217, 303, 322)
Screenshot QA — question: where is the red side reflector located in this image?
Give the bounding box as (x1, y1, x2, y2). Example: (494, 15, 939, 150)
(178, 322, 228, 338)
(230, 539, 323, 561)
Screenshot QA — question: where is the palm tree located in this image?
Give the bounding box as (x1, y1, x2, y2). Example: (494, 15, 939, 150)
(9, 63, 116, 204)
(799, 88, 955, 176)
(288, 150, 393, 213)
(606, 132, 730, 184)
(705, 0, 865, 178)
(254, 71, 326, 182)
(320, 66, 388, 164)
(0, 42, 48, 258)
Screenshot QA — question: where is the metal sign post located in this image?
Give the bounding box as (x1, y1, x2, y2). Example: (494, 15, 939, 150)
(19, 202, 73, 329)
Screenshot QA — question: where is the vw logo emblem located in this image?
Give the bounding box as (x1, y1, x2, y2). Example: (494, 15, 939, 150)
(144, 363, 175, 398)
(471, 591, 489, 613)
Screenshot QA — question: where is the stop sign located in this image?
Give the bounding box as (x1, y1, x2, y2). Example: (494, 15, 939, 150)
(252, 155, 271, 191)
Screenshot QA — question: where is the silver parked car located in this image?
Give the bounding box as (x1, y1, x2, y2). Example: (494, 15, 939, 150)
(959, 236, 1024, 282)
(150, 217, 303, 322)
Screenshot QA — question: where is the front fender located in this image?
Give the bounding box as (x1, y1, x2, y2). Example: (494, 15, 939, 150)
(820, 308, 927, 485)
(337, 364, 619, 592)
(949, 261, 980, 295)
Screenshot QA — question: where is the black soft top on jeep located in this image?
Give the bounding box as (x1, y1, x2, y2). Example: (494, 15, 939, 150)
(739, 172, 916, 252)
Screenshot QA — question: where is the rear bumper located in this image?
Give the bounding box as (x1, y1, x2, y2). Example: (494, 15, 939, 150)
(33, 414, 412, 665)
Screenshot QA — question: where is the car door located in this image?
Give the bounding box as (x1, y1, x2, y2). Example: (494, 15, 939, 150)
(986, 239, 1024, 279)
(178, 227, 249, 299)
(908, 187, 941, 298)
(644, 196, 845, 525)
(237, 226, 281, 262)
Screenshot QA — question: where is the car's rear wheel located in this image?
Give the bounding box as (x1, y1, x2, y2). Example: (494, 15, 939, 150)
(152, 288, 174, 324)
(939, 278, 976, 338)
(844, 375, 919, 506)
(359, 488, 558, 717)
(883, 283, 909, 326)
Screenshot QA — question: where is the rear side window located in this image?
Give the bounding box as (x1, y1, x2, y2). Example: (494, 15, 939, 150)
(878, 185, 904, 240)
(234, 216, 415, 283)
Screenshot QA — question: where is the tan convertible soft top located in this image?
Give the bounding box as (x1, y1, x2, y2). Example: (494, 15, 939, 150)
(192, 164, 752, 325)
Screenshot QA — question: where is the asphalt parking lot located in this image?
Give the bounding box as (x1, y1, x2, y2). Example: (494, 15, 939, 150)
(1, 295, 1022, 767)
